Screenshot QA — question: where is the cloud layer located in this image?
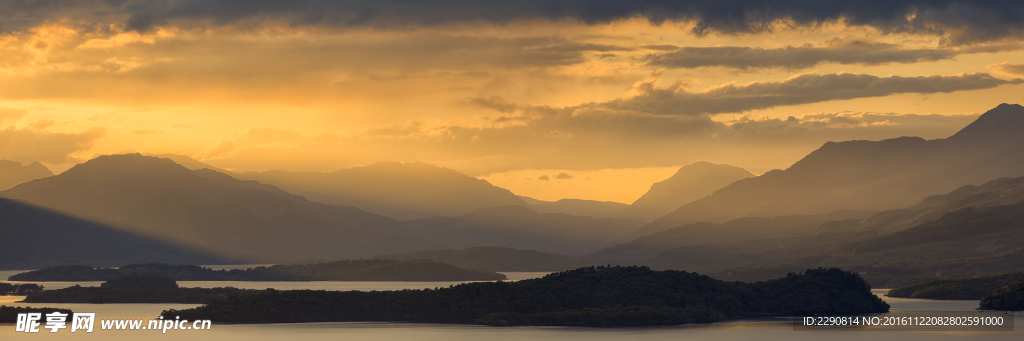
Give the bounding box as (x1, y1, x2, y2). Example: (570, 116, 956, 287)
(3, 1, 1024, 44)
(0, 127, 106, 164)
(581, 72, 1020, 116)
(644, 40, 959, 70)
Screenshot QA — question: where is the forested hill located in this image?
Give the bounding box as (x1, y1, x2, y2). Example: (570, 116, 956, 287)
(887, 272, 1024, 300)
(161, 266, 888, 327)
(9, 260, 506, 282)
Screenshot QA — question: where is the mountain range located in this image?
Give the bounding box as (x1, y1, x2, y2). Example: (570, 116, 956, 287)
(630, 103, 1024, 240)
(601, 174, 1024, 286)
(0, 154, 439, 262)
(397, 205, 645, 255)
(228, 162, 529, 220)
(520, 197, 630, 219)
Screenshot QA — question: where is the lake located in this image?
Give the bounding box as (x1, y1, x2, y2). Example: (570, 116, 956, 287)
(2, 270, 1021, 340)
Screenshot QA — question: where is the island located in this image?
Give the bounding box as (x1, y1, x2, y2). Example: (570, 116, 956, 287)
(886, 272, 1024, 300)
(22, 275, 270, 304)
(161, 266, 889, 327)
(980, 281, 1024, 311)
(0, 306, 74, 323)
(9, 259, 508, 282)
(0, 283, 44, 295)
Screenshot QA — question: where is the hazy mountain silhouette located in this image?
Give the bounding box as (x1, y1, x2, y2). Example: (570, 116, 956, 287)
(587, 210, 873, 270)
(636, 175, 1024, 285)
(834, 175, 1024, 257)
(837, 175, 1024, 236)
(0, 154, 439, 262)
(234, 162, 529, 220)
(148, 154, 232, 174)
(523, 198, 630, 219)
(397, 205, 645, 255)
(376, 246, 582, 272)
(631, 103, 1024, 240)
(0, 160, 52, 191)
(620, 162, 754, 222)
(0, 198, 227, 269)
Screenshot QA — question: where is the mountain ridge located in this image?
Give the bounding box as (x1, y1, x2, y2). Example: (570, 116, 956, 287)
(0, 154, 439, 262)
(630, 103, 1024, 240)
(0, 160, 53, 191)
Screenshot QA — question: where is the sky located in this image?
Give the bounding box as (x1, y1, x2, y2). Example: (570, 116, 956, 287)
(0, 1, 1022, 203)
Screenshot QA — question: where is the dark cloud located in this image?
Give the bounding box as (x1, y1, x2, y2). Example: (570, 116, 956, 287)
(2, 1, 1023, 44)
(588, 72, 1021, 116)
(644, 40, 958, 70)
(537, 175, 549, 181)
(555, 172, 573, 179)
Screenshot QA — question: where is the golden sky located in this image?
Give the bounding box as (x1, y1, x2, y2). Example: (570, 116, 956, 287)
(1, 1, 1022, 203)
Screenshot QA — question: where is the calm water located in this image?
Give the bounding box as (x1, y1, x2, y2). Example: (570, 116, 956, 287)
(3, 272, 1021, 340)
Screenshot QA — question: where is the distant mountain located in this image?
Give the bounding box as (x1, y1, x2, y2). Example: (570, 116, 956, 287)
(684, 175, 1024, 287)
(0, 154, 438, 262)
(632, 103, 1024, 239)
(526, 198, 629, 219)
(620, 162, 753, 222)
(0, 198, 226, 269)
(148, 154, 232, 174)
(397, 205, 645, 255)
(0, 160, 52, 191)
(517, 195, 548, 205)
(586, 210, 873, 272)
(235, 162, 529, 220)
(376, 247, 582, 272)
(841, 175, 1024, 236)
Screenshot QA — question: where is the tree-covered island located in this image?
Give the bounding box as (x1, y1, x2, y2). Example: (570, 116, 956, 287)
(22, 275, 270, 304)
(9, 259, 507, 282)
(161, 266, 889, 327)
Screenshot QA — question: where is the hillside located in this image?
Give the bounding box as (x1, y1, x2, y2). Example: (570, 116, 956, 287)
(235, 162, 529, 220)
(0, 160, 52, 191)
(620, 162, 753, 222)
(376, 247, 582, 272)
(632, 104, 1024, 239)
(0, 154, 439, 262)
(0, 198, 227, 269)
(398, 205, 645, 255)
(526, 198, 629, 220)
(587, 175, 1024, 286)
(586, 210, 873, 271)
(887, 272, 1024, 300)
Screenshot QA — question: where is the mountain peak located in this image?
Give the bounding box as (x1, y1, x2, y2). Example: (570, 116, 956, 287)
(0, 159, 53, 191)
(948, 103, 1024, 146)
(619, 162, 753, 222)
(62, 153, 197, 180)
